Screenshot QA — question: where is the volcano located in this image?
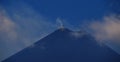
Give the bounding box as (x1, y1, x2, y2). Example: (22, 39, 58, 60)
(2, 28, 120, 62)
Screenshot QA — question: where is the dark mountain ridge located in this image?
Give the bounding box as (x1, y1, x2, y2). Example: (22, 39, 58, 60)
(3, 28, 120, 62)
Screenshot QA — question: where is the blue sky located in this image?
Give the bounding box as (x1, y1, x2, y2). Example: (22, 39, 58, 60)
(1, 0, 110, 24)
(0, 0, 120, 61)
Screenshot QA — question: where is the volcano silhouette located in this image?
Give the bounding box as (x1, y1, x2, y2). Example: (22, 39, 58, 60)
(3, 28, 120, 62)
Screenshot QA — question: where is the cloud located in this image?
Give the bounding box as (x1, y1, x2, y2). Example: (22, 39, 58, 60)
(89, 15, 120, 43)
(0, 9, 17, 42)
(84, 15, 120, 54)
(0, 2, 56, 61)
(0, 7, 18, 61)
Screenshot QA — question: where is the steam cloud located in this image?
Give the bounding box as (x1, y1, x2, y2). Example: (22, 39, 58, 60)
(56, 18, 64, 29)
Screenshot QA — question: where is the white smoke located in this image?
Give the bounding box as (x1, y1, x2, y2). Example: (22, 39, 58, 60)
(56, 18, 64, 29)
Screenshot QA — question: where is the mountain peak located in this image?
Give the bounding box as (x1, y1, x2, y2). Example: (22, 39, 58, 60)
(57, 28, 71, 32)
(52, 28, 72, 35)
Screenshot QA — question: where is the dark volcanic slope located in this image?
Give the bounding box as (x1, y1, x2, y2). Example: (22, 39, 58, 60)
(3, 28, 120, 62)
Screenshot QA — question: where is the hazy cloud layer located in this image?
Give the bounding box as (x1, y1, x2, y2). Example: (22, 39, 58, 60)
(0, 3, 56, 61)
(0, 9, 17, 42)
(0, 7, 18, 61)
